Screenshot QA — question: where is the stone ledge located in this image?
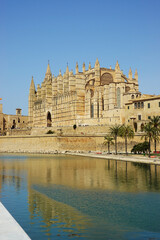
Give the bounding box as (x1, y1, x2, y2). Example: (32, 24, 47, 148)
(0, 202, 31, 240)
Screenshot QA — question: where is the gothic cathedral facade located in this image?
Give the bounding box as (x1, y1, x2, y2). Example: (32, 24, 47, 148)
(28, 59, 140, 128)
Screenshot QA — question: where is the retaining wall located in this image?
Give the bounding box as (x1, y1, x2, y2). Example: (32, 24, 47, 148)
(0, 134, 159, 153)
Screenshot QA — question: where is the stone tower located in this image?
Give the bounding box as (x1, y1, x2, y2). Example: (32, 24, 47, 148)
(28, 76, 36, 126)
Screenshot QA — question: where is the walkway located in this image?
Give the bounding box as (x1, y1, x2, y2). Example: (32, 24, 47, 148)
(66, 152, 160, 165)
(0, 202, 31, 240)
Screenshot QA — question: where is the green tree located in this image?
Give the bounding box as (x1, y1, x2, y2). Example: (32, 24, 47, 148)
(104, 135, 114, 154)
(110, 125, 121, 155)
(150, 116, 160, 153)
(119, 125, 134, 155)
(142, 122, 154, 157)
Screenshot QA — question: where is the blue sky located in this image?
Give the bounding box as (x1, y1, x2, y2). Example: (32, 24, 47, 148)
(0, 0, 160, 115)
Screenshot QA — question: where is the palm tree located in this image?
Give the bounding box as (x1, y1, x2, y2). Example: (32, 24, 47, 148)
(110, 125, 121, 155)
(119, 125, 134, 155)
(104, 135, 114, 154)
(150, 116, 160, 153)
(142, 122, 154, 157)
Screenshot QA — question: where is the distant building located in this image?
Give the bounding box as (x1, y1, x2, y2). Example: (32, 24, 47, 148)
(0, 103, 28, 135)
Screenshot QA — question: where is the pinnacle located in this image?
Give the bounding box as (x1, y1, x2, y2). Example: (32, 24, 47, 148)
(30, 76, 35, 90)
(66, 65, 69, 74)
(96, 58, 99, 65)
(46, 62, 52, 76)
(115, 60, 120, 71)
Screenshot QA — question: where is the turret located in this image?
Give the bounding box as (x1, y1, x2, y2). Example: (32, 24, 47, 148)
(94, 58, 100, 86)
(95, 58, 100, 69)
(129, 67, 132, 81)
(57, 69, 63, 93)
(83, 62, 85, 73)
(115, 60, 120, 71)
(37, 84, 41, 99)
(63, 65, 69, 92)
(134, 69, 138, 82)
(29, 76, 35, 92)
(66, 65, 69, 75)
(28, 76, 36, 125)
(69, 70, 76, 91)
(45, 62, 52, 78)
(41, 81, 46, 99)
(88, 62, 91, 70)
(46, 77, 52, 103)
(76, 62, 79, 74)
(115, 60, 121, 82)
(52, 75, 57, 96)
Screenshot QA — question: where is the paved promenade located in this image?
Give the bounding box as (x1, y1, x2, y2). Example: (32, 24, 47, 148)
(66, 152, 160, 165)
(0, 202, 31, 240)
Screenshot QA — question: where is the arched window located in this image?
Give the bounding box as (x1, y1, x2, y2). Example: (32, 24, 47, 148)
(131, 95, 134, 99)
(47, 112, 52, 127)
(100, 73, 113, 85)
(141, 102, 144, 108)
(91, 103, 94, 118)
(134, 103, 137, 109)
(117, 88, 121, 108)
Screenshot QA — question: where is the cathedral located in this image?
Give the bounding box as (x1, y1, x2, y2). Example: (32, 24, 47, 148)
(28, 59, 140, 129)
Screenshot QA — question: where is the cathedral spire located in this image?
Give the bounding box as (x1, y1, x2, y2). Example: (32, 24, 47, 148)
(66, 64, 69, 74)
(134, 69, 138, 82)
(30, 76, 35, 91)
(45, 61, 52, 77)
(83, 62, 85, 73)
(76, 62, 79, 74)
(95, 58, 100, 68)
(59, 69, 62, 76)
(115, 60, 120, 71)
(129, 67, 132, 80)
(88, 62, 91, 70)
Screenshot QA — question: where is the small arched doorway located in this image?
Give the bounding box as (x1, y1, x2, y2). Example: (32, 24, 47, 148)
(47, 112, 52, 127)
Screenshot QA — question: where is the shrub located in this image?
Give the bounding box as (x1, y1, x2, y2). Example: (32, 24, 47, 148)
(131, 141, 149, 154)
(46, 130, 55, 134)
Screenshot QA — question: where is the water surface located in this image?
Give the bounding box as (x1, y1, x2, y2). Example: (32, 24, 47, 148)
(0, 153, 160, 240)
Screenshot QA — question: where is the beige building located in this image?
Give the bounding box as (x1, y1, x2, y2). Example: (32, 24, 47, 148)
(0, 104, 28, 135)
(29, 59, 141, 129)
(125, 95, 160, 132)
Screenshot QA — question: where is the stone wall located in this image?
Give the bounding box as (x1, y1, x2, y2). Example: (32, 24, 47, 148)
(0, 134, 160, 154)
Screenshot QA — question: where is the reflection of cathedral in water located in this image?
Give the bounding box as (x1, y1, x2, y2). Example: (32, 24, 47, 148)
(26, 155, 160, 192)
(28, 188, 90, 237)
(0, 155, 160, 193)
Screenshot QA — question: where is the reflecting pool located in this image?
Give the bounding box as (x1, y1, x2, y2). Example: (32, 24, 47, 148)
(0, 153, 160, 240)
